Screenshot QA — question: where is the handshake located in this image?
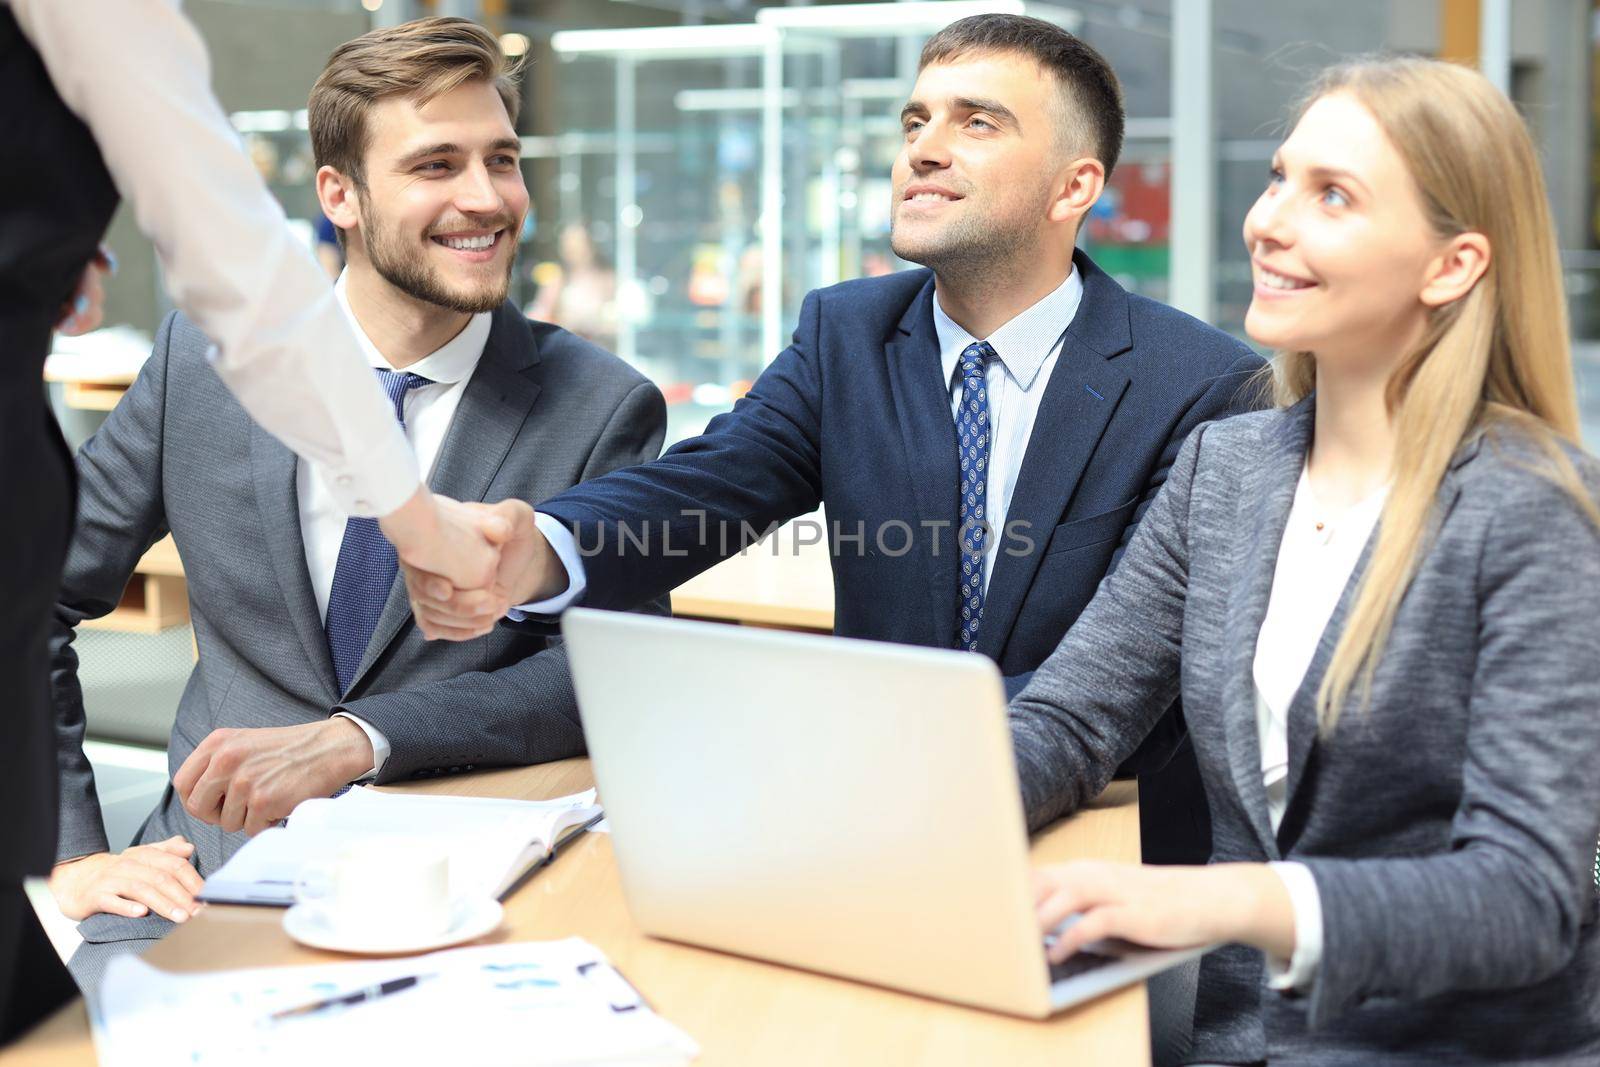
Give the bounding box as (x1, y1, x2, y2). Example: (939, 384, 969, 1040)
(377, 488, 568, 640)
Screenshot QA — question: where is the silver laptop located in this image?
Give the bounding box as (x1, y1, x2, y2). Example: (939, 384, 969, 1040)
(561, 608, 1207, 1019)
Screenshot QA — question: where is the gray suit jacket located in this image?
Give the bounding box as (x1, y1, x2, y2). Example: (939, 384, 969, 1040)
(1012, 399, 1600, 1064)
(51, 302, 665, 946)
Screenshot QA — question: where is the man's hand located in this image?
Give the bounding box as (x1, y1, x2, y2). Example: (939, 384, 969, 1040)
(378, 486, 512, 595)
(50, 836, 203, 924)
(173, 719, 375, 837)
(401, 499, 567, 641)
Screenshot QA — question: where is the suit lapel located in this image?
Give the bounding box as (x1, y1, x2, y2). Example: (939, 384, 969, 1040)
(1274, 429, 1483, 849)
(249, 422, 339, 700)
(883, 275, 962, 648)
(1273, 534, 1370, 852)
(977, 255, 1132, 661)
(345, 305, 544, 695)
(427, 307, 543, 505)
(1218, 398, 1314, 858)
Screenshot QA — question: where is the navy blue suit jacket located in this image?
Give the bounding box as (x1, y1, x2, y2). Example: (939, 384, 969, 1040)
(538, 250, 1265, 857)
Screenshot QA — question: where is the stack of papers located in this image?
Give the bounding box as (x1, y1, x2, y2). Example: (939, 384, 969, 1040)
(91, 938, 698, 1066)
(201, 787, 602, 906)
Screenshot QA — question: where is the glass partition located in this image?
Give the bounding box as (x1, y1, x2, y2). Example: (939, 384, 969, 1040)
(547, 27, 785, 441)
(1205, 0, 1596, 447)
(1208, 0, 1445, 337)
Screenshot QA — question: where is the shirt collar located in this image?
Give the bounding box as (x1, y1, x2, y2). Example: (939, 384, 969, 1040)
(334, 271, 491, 385)
(933, 266, 1084, 392)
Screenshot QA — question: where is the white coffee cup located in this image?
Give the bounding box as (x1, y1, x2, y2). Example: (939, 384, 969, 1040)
(295, 838, 452, 943)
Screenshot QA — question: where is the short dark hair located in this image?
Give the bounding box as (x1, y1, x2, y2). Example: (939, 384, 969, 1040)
(919, 14, 1124, 178)
(310, 17, 522, 190)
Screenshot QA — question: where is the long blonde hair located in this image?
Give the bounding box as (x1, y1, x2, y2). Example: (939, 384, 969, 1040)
(1270, 57, 1596, 732)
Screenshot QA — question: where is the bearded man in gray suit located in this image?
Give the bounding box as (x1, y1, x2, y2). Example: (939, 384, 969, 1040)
(44, 18, 665, 989)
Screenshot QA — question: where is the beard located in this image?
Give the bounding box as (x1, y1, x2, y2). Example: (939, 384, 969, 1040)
(360, 200, 517, 314)
(889, 184, 1053, 281)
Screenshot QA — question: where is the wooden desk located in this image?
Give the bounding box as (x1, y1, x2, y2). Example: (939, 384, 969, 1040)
(670, 520, 835, 632)
(81, 536, 187, 635)
(41, 370, 135, 413)
(3, 762, 1147, 1066)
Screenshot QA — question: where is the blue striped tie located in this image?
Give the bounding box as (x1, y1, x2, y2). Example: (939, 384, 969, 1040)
(956, 341, 994, 652)
(324, 369, 431, 693)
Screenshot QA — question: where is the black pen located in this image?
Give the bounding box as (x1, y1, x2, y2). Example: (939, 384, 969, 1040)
(268, 973, 434, 1023)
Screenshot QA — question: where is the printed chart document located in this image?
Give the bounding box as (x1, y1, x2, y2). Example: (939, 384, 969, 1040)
(200, 787, 601, 906)
(91, 938, 698, 1067)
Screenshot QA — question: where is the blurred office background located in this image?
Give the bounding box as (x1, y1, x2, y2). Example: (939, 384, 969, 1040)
(44, 0, 1600, 846)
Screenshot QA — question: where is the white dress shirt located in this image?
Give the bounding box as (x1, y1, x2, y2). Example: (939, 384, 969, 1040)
(9, 0, 420, 517)
(521, 269, 1084, 615)
(931, 270, 1082, 594)
(1253, 465, 1388, 992)
(309, 275, 491, 778)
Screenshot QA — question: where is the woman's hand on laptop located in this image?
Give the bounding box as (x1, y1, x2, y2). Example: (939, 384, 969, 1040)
(1033, 861, 1296, 964)
(49, 835, 203, 924)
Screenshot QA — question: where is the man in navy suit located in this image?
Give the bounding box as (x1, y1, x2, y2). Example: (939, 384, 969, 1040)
(415, 14, 1263, 869)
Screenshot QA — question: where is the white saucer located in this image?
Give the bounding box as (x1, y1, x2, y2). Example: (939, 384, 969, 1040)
(283, 896, 503, 955)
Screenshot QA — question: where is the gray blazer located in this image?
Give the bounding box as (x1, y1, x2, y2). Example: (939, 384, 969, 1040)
(1011, 399, 1600, 1064)
(51, 303, 666, 955)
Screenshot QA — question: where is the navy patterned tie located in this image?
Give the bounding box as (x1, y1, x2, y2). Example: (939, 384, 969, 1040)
(956, 341, 995, 652)
(325, 369, 431, 693)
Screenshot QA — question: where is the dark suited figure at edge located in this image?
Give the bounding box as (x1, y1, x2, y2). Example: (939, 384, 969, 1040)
(0, 1, 513, 1040)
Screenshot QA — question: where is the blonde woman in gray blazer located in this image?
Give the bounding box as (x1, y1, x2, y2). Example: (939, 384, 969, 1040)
(1010, 57, 1600, 1064)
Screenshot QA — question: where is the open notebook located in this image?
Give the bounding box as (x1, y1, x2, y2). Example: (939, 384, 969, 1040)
(199, 787, 602, 906)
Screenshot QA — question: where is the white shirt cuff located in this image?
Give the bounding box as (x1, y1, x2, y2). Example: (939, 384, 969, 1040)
(1265, 861, 1324, 993)
(331, 712, 390, 782)
(506, 513, 589, 619)
(310, 446, 422, 519)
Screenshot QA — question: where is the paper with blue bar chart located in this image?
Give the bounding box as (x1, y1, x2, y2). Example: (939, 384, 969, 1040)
(90, 938, 697, 1066)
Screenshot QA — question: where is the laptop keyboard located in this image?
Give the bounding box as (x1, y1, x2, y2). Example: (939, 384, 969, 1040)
(1047, 950, 1118, 983)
